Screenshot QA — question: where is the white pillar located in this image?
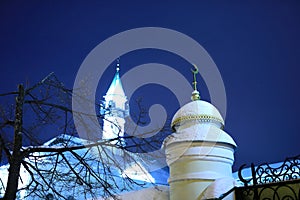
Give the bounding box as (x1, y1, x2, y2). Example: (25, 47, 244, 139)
(163, 101, 237, 200)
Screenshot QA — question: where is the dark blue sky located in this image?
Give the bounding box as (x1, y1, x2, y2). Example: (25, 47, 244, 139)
(1, 1, 300, 171)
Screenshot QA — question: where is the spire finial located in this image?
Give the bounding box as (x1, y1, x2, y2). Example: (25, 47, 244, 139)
(116, 57, 120, 71)
(191, 64, 200, 101)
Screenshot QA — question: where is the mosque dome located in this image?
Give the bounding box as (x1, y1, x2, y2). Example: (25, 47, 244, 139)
(167, 64, 236, 149)
(171, 100, 225, 131)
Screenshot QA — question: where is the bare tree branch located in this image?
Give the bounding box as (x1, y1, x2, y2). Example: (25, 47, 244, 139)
(0, 73, 166, 200)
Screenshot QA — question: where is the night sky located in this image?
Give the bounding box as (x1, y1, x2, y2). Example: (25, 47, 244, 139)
(1, 1, 300, 171)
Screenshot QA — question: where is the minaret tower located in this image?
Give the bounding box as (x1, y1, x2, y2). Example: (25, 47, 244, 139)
(101, 61, 129, 146)
(163, 65, 237, 200)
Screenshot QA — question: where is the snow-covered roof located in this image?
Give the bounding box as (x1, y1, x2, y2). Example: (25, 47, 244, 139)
(0, 134, 168, 199)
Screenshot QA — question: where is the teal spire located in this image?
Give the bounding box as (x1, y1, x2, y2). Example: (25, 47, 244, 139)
(103, 61, 128, 114)
(106, 62, 125, 98)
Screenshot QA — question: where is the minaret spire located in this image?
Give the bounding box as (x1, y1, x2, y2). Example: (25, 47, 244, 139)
(191, 64, 201, 101)
(102, 59, 129, 146)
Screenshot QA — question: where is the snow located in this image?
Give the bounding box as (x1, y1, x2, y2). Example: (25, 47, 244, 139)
(0, 134, 167, 199)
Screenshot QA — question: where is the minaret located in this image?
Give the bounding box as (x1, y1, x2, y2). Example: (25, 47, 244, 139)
(163, 65, 237, 200)
(101, 61, 129, 146)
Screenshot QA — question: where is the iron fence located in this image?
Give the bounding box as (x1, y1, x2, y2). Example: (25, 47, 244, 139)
(236, 154, 300, 200)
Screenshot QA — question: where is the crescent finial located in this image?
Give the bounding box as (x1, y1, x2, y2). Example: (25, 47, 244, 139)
(191, 64, 200, 101)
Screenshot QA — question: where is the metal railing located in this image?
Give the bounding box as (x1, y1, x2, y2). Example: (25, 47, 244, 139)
(236, 154, 300, 200)
(238, 155, 300, 186)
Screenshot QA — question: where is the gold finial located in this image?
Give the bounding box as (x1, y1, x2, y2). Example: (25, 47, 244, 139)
(191, 64, 200, 101)
(116, 57, 120, 71)
(191, 64, 198, 91)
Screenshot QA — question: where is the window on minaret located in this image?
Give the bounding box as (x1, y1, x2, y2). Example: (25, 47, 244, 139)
(108, 100, 115, 108)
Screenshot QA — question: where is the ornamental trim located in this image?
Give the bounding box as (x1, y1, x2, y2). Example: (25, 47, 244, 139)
(171, 114, 224, 128)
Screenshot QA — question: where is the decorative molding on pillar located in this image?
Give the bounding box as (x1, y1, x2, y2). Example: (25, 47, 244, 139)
(168, 171, 229, 183)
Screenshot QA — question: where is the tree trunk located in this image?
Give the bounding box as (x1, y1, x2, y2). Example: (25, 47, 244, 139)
(3, 85, 25, 200)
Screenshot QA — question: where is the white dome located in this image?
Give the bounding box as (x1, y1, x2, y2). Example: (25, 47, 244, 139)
(171, 100, 224, 130)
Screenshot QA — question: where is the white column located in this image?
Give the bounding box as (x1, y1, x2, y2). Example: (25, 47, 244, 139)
(164, 125, 236, 200)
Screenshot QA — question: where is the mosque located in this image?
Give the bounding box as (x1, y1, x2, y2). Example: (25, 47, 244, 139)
(99, 62, 237, 199)
(99, 62, 300, 200)
(1, 62, 298, 199)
